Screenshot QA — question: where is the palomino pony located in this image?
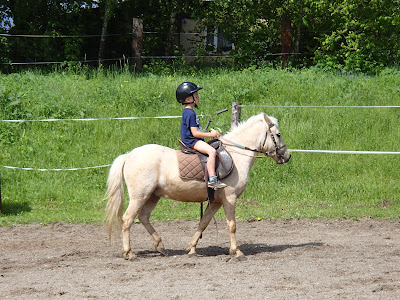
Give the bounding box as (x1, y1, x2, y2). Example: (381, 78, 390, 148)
(105, 113, 291, 260)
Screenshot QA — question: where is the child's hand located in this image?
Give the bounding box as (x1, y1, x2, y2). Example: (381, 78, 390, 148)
(210, 127, 222, 137)
(210, 129, 219, 137)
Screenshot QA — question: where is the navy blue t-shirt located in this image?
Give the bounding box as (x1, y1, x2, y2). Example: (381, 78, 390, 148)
(180, 108, 203, 147)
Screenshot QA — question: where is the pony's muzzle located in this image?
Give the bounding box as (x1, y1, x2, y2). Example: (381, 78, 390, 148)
(277, 148, 291, 164)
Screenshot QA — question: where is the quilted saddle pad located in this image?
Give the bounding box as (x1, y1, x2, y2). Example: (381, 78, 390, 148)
(177, 151, 205, 181)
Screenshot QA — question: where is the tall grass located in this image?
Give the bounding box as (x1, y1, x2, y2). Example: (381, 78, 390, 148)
(1, 67, 399, 225)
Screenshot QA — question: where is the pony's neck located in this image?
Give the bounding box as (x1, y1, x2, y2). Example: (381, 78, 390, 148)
(224, 118, 263, 151)
(223, 119, 263, 174)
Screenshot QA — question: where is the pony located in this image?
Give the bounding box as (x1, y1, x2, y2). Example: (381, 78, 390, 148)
(105, 113, 291, 261)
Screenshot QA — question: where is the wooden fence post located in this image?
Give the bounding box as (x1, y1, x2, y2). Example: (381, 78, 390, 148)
(231, 102, 241, 128)
(132, 18, 143, 72)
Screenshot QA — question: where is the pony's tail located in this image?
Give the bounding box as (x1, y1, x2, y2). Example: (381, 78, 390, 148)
(105, 154, 127, 240)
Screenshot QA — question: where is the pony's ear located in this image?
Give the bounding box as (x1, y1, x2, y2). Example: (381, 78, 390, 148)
(263, 113, 272, 125)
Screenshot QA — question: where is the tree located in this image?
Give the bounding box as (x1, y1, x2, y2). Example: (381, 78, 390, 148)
(312, 0, 400, 72)
(1, 0, 399, 72)
(1, 1, 97, 68)
(199, 0, 400, 72)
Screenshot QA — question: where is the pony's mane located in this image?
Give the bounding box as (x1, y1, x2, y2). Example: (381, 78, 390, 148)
(226, 113, 278, 135)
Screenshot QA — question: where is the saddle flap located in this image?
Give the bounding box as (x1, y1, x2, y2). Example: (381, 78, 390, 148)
(214, 142, 234, 179)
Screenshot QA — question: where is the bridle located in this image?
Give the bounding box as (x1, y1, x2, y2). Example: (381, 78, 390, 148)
(219, 123, 287, 159)
(265, 123, 288, 159)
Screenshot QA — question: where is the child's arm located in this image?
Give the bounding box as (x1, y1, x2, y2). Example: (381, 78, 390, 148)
(191, 127, 219, 139)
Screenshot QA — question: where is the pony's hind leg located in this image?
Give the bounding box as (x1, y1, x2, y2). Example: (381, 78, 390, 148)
(121, 192, 156, 260)
(121, 163, 158, 261)
(138, 195, 167, 256)
(121, 199, 143, 261)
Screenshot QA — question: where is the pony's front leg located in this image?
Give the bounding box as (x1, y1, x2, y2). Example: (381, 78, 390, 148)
(223, 196, 246, 260)
(187, 201, 222, 257)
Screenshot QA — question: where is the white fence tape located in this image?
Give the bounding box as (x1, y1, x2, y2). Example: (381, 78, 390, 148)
(3, 105, 399, 123)
(241, 105, 400, 108)
(1, 109, 399, 172)
(289, 149, 400, 155)
(2, 149, 399, 171)
(0, 164, 111, 171)
(1, 115, 182, 123)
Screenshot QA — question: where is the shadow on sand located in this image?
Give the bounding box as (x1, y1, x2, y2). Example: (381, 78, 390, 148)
(137, 242, 324, 258)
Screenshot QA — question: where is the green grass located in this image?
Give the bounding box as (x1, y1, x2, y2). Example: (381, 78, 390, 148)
(1, 67, 399, 225)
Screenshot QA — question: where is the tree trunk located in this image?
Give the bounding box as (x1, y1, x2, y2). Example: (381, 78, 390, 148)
(132, 18, 143, 72)
(281, 15, 292, 69)
(295, 0, 303, 55)
(165, 12, 177, 64)
(98, 1, 112, 66)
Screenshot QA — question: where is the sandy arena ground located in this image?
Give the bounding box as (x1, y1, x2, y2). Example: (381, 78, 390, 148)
(1, 219, 399, 299)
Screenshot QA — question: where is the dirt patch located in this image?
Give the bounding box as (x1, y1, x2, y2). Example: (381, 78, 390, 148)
(1, 219, 400, 299)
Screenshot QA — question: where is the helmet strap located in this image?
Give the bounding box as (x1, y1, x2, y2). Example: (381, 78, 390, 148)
(192, 94, 198, 108)
(182, 95, 198, 108)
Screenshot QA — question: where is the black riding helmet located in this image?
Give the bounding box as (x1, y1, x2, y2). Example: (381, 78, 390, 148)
(176, 82, 202, 104)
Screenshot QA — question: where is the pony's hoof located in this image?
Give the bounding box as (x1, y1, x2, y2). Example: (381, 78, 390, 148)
(157, 247, 168, 256)
(235, 254, 247, 261)
(235, 250, 247, 261)
(154, 240, 168, 256)
(188, 250, 198, 258)
(226, 249, 247, 262)
(122, 250, 137, 261)
(226, 255, 247, 262)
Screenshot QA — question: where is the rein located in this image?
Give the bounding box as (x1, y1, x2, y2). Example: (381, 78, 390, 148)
(218, 123, 287, 159)
(218, 136, 262, 153)
(221, 144, 267, 158)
